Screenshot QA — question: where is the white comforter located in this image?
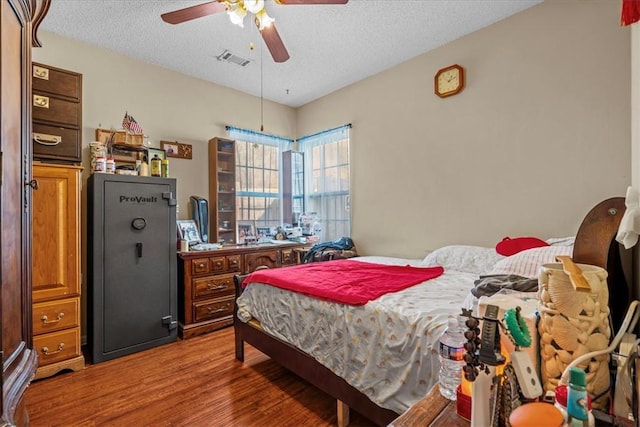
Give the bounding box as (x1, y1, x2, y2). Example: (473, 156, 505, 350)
(235, 256, 477, 413)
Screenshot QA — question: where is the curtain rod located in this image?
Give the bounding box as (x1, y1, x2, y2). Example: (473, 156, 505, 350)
(225, 125, 293, 142)
(297, 123, 352, 141)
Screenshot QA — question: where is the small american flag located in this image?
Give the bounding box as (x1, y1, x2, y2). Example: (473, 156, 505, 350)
(122, 112, 143, 134)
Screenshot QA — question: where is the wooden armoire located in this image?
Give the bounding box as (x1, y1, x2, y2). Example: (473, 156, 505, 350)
(0, 0, 50, 424)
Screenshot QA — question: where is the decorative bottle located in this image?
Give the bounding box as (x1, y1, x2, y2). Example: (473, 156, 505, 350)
(567, 367, 590, 427)
(161, 158, 169, 177)
(150, 154, 161, 177)
(139, 155, 149, 177)
(438, 317, 466, 400)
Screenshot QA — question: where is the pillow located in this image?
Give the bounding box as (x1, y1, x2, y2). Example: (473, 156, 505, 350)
(495, 236, 549, 256)
(421, 245, 505, 275)
(487, 245, 573, 278)
(545, 236, 576, 246)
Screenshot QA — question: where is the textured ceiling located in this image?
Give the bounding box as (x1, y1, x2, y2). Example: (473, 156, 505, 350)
(40, 0, 542, 108)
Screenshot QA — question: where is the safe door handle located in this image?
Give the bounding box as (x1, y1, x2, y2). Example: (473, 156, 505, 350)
(136, 242, 143, 258)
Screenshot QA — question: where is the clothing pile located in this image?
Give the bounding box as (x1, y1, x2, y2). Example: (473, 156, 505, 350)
(303, 236, 358, 263)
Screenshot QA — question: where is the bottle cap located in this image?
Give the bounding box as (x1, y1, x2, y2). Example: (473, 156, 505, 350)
(569, 367, 587, 387)
(555, 384, 592, 409)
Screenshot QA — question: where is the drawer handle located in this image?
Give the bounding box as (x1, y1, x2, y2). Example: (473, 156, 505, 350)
(41, 312, 64, 324)
(33, 132, 62, 146)
(206, 307, 226, 314)
(33, 65, 49, 80)
(42, 343, 65, 356)
(207, 283, 228, 290)
(33, 94, 49, 108)
(198, 263, 206, 269)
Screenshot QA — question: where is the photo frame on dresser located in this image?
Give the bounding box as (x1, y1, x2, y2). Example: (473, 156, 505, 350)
(177, 220, 201, 246)
(237, 221, 256, 245)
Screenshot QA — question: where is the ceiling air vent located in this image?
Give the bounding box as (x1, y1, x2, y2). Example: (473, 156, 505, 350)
(216, 50, 251, 67)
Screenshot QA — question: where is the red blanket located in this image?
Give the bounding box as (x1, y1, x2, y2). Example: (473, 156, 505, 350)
(244, 259, 444, 305)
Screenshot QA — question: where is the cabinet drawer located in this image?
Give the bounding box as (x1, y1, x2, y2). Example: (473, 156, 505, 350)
(193, 296, 234, 322)
(281, 249, 296, 265)
(33, 327, 81, 366)
(192, 258, 210, 275)
(32, 93, 80, 127)
(32, 298, 80, 335)
(33, 122, 81, 162)
(244, 250, 278, 273)
(32, 63, 81, 101)
(210, 256, 226, 273)
(227, 254, 241, 272)
(192, 274, 235, 299)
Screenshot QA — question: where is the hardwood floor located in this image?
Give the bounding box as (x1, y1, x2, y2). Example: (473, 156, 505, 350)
(24, 327, 378, 426)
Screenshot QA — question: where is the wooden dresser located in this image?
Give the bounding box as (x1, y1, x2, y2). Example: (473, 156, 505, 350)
(178, 242, 307, 339)
(32, 162, 84, 379)
(31, 62, 82, 163)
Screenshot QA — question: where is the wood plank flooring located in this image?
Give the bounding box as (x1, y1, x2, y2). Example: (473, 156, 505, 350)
(24, 327, 379, 426)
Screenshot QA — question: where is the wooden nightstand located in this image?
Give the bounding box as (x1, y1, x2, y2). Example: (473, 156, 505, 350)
(390, 385, 469, 427)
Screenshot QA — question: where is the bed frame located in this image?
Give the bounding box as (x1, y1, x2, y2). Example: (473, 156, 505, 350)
(234, 197, 630, 426)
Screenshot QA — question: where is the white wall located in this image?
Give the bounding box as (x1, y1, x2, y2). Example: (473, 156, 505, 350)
(297, 0, 631, 258)
(34, 1, 631, 262)
(33, 32, 297, 220)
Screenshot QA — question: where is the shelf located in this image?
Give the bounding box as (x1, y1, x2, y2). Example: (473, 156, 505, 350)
(210, 137, 237, 246)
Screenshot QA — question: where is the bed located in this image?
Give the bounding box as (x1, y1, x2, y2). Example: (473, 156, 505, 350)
(233, 197, 631, 426)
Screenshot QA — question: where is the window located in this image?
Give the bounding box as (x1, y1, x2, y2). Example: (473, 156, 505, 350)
(298, 125, 351, 241)
(226, 127, 292, 230)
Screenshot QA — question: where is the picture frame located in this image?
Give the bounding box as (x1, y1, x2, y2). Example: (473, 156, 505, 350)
(147, 147, 166, 163)
(177, 220, 202, 245)
(161, 140, 193, 159)
(237, 221, 256, 245)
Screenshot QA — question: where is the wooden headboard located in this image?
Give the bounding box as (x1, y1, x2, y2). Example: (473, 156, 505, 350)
(572, 197, 630, 332)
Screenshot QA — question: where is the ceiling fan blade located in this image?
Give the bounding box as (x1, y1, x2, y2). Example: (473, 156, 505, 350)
(261, 23, 290, 63)
(161, 1, 227, 25)
(275, 0, 348, 4)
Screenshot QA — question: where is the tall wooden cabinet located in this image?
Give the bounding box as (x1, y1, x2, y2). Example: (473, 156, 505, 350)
(0, 0, 50, 424)
(208, 137, 237, 244)
(31, 163, 84, 379)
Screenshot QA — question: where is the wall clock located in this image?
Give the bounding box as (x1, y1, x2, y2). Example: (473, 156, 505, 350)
(434, 64, 464, 98)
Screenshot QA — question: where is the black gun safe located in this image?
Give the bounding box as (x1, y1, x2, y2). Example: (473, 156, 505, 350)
(88, 174, 178, 363)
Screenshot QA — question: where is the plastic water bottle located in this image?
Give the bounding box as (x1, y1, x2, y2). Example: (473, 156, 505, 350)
(438, 316, 466, 400)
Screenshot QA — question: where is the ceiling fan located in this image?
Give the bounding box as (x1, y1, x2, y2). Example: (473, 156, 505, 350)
(161, 0, 349, 63)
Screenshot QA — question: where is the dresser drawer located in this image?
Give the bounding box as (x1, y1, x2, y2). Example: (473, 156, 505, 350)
(192, 258, 211, 275)
(193, 296, 234, 322)
(32, 92, 80, 127)
(281, 248, 296, 265)
(32, 298, 80, 335)
(33, 327, 81, 366)
(33, 122, 81, 163)
(32, 63, 81, 101)
(244, 250, 278, 273)
(192, 273, 235, 299)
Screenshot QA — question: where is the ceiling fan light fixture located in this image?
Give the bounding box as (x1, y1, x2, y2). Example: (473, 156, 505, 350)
(244, 0, 265, 14)
(227, 3, 247, 27)
(255, 9, 275, 30)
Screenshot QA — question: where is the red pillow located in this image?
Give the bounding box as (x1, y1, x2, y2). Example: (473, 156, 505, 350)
(496, 236, 549, 256)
